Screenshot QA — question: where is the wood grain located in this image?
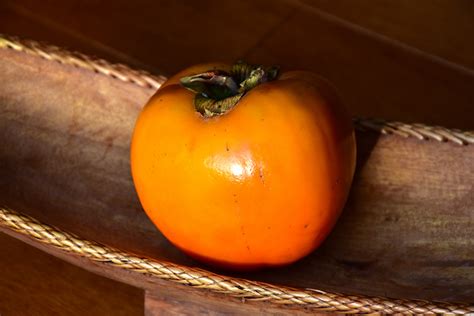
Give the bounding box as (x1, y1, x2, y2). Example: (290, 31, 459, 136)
(144, 290, 330, 316)
(0, 224, 338, 315)
(1, 0, 473, 129)
(244, 7, 474, 130)
(0, 233, 143, 316)
(0, 43, 473, 309)
(303, 0, 474, 70)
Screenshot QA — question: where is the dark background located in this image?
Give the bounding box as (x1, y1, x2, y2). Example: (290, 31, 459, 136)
(1, 1, 473, 314)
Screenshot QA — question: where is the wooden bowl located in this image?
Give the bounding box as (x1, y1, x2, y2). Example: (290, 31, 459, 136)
(1, 35, 473, 314)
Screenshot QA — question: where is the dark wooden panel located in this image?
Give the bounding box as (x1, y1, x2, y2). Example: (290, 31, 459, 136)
(303, 0, 474, 70)
(1, 226, 336, 315)
(245, 7, 474, 129)
(0, 0, 290, 74)
(1, 0, 473, 129)
(0, 233, 143, 316)
(144, 289, 328, 315)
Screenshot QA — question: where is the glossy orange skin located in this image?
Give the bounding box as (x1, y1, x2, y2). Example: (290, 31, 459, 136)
(131, 63, 356, 270)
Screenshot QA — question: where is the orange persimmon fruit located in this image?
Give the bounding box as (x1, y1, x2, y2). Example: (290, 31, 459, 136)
(131, 62, 356, 270)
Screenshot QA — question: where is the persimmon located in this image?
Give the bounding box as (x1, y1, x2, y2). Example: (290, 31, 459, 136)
(131, 61, 356, 270)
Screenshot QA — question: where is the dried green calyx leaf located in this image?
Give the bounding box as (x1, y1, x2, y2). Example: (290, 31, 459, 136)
(180, 61, 279, 118)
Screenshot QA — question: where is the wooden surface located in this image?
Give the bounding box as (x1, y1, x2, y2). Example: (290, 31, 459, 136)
(0, 233, 143, 316)
(0, 0, 473, 129)
(144, 290, 330, 316)
(303, 0, 474, 70)
(1, 1, 473, 314)
(1, 43, 473, 310)
(2, 226, 329, 316)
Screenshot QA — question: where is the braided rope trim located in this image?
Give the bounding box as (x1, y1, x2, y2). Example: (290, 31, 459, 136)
(1, 207, 473, 314)
(0, 35, 166, 89)
(1, 34, 473, 146)
(353, 118, 474, 146)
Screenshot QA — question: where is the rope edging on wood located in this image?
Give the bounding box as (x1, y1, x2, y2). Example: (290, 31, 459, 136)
(0, 34, 473, 146)
(353, 118, 474, 146)
(0, 35, 166, 90)
(1, 207, 473, 314)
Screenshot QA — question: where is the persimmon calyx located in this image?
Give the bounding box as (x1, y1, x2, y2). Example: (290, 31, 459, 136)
(180, 61, 279, 118)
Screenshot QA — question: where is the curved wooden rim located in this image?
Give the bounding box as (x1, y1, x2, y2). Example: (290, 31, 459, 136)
(1, 34, 474, 313)
(1, 34, 473, 146)
(1, 207, 473, 314)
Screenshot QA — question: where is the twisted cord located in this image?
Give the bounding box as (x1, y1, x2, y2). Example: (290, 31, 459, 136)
(0, 35, 166, 89)
(1, 207, 473, 314)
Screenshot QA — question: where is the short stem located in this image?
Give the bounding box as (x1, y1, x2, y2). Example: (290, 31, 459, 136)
(180, 61, 279, 118)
